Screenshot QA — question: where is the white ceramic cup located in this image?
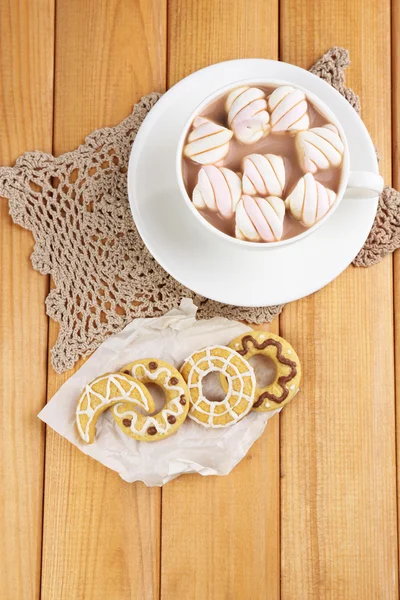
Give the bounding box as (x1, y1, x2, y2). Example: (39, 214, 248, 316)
(175, 78, 384, 248)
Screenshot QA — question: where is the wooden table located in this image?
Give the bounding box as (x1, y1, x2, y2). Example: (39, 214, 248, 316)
(0, 1, 398, 598)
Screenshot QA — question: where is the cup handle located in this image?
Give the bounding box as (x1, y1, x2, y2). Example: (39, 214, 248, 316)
(346, 170, 384, 198)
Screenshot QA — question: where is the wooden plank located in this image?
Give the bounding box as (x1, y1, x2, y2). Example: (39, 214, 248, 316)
(40, 1, 166, 599)
(160, 405, 280, 600)
(0, 1, 54, 599)
(280, 1, 398, 598)
(392, 0, 400, 579)
(167, 0, 278, 86)
(163, 3, 280, 599)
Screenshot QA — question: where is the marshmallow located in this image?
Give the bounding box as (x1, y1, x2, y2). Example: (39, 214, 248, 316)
(242, 154, 285, 197)
(192, 166, 242, 219)
(225, 86, 270, 144)
(235, 195, 285, 242)
(268, 85, 309, 133)
(296, 124, 345, 173)
(184, 116, 233, 165)
(285, 173, 336, 228)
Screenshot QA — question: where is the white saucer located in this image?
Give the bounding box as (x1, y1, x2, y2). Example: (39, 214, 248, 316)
(128, 59, 379, 307)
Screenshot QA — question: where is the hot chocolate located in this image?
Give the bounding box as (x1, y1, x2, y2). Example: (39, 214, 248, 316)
(181, 84, 345, 243)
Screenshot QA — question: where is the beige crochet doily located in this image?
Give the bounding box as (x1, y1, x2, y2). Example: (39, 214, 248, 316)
(1, 47, 399, 373)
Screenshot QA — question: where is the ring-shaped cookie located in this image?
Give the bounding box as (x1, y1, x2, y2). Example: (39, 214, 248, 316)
(225, 331, 301, 411)
(112, 359, 190, 442)
(180, 345, 256, 428)
(76, 372, 154, 444)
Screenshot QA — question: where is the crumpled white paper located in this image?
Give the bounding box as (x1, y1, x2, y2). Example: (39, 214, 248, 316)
(38, 299, 279, 486)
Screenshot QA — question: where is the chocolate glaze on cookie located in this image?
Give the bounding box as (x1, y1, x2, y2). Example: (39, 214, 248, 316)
(237, 335, 297, 405)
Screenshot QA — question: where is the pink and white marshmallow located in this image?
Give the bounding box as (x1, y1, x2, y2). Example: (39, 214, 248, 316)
(192, 166, 242, 219)
(268, 85, 309, 133)
(242, 154, 285, 197)
(296, 124, 345, 174)
(225, 86, 270, 144)
(184, 117, 233, 165)
(285, 173, 336, 228)
(235, 195, 285, 242)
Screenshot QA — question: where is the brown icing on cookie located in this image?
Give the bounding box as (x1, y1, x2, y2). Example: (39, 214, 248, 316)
(149, 361, 158, 370)
(167, 415, 176, 424)
(237, 335, 297, 404)
(253, 397, 265, 408)
(123, 370, 131, 375)
(179, 395, 187, 405)
(147, 426, 157, 435)
(169, 377, 179, 385)
(122, 418, 132, 427)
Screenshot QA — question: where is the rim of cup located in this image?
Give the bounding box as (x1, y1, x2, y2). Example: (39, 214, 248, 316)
(175, 77, 350, 249)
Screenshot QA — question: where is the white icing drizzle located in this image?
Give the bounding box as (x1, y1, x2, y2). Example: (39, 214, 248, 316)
(113, 364, 187, 436)
(76, 373, 151, 443)
(183, 346, 255, 427)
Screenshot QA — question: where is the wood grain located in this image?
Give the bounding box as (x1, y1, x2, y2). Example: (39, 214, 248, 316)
(392, 0, 400, 578)
(53, 0, 166, 153)
(0, 1, 54, 599)
(280, 1, 398, 598)
(40, 1, 166, 599)
(163, 3, 280, 599)
(160, 407, 280, 600)
(167, 0, 278, 86)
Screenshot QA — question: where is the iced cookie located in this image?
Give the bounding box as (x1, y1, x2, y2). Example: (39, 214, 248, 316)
(268, 85, 309, 133)
(180, 345, 255, 428)
(226, 86, 270, 144)
(76, 372, 154, 444)
(112, 359, 189, 442)
(296, 124, 344, 174)
(242, 154, 285, 197)
(227, 331, 301, 411)
(183, 116, 233, 165)
(235, 195, 285, 242)
(193, 165, 241, 219)
(285, 172, 336, 228)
